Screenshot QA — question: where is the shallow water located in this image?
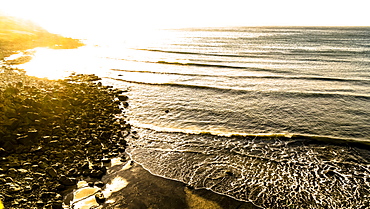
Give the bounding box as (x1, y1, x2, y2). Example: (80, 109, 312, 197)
(127, 128, 370, 208)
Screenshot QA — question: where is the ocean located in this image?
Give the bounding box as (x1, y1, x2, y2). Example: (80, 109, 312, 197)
(11, 27, 370, 208)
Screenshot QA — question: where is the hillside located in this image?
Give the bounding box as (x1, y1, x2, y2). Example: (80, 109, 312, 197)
(0, 15, 84, 59)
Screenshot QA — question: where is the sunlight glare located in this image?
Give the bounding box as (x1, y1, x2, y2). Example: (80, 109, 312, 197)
(1, 0, 368, 41)
(15, 47, 104, 79)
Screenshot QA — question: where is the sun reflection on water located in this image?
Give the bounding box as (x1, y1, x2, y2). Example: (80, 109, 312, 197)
(9, 28, 182, 81)
(14, 47, 95, 80)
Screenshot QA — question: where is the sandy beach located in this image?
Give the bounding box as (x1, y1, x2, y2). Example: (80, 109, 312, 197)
(68, 159, 260, 209)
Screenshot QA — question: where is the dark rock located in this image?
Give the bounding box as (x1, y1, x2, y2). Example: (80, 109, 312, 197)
(324, 169, 336, 176)
(81, 162, 90, 169)
(58, 175, 76, 186)
(46, 167, 58, 178)
(66, 168, 79, 177)
(88, 123, 97, 128)
(22, 162, 32, 169)
(27, 129, 39, 142)
(0, 175, 5, 183)
(90, 169, 104, 178)
(24, 185, 32, 193)
(94, 181, 104, 188)
(101, 157, 110, 163)
(32, 183, 41, 190)
(93, 158, 101, 163)
(11, 200, 20, 208)
(108, 152, 119, 157)
(120, 157, 127, 162)
(17, 135, 33, 147)
(39, 161, 48, 169)
(4, 177, 14, 182)
(8, 183, 22, 193)
(117, 95, 129, 101)
(0, 148, 6, 156)
(49, 140, 60, 147)
(226, 171, 234, 176)
(121, 102, 129, 108)
(40, 192, 56, 199)
(36, 200, 44, 206)
(15, 145, 27, 153)
(118, 146, 126, 152)
(9, 158, 22, 168)
(7, 168, 17, 177)
(55, 183, 65, 191)
(54, 193, 62, 200)
(42, 136, 51, 143)
(36, 176, 45, 184)
(2, 141, 16, 153)
(51, 201, 63, 209)
(95, 191, 106, 204)
(30, 146, 44, 153)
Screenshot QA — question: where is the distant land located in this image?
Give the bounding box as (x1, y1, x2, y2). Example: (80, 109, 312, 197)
(0, 15, 84, 60)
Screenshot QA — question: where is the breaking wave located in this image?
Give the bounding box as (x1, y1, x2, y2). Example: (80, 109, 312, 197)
(126, 128, 370, 209)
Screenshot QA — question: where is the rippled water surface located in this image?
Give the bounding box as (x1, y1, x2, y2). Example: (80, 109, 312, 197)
(13, 27, 370, 208)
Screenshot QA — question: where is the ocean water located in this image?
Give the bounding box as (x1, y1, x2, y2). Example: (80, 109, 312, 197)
(12, 27, 370, 208)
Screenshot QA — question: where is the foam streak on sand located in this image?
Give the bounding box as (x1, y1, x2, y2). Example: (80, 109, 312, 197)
(127, 128, 370, 209)
(95, 160, 259, 208)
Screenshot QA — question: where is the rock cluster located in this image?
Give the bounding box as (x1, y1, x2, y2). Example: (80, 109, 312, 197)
(0, 68, 130, 208)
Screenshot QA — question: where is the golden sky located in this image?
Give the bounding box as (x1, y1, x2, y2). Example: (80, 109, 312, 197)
(1, 0, 369, 38)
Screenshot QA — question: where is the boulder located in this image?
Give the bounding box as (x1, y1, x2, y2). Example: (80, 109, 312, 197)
(94, 181, 104, 188)
(95, 191, 106, 204)
(8, 183, 22, 193)
(90, 169, 105, 178)
(51, 201, 63, 209)
(45, 167, 58, 178)
(117, 95, 128, 101)
(58, 175, 76, 186)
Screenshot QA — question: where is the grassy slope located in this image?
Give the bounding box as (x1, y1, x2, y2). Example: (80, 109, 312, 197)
(0, 15, 84, 59)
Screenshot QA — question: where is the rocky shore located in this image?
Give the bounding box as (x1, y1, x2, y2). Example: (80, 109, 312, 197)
(0, 67, 131, 208)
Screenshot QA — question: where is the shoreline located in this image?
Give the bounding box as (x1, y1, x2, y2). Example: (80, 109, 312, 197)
(0, 19, 261, 208)
(0, 67, 260, 208)
(66, 158, 260, 209)
(98, 160, 260, 209)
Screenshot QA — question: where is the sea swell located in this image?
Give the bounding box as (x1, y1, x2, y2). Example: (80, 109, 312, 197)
(117, 27, 370, 208)
(110, 77, 370, 101)
(111, 68, 370, 85)
(137, 48, 370, 60)
(112, 58, 293, 74)
(127, 121, 370, 148)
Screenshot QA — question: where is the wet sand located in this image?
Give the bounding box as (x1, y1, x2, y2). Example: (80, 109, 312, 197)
(68, 160, 261, 209)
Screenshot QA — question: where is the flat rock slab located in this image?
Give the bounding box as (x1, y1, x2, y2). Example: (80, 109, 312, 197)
(98, 161, 260, 209)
